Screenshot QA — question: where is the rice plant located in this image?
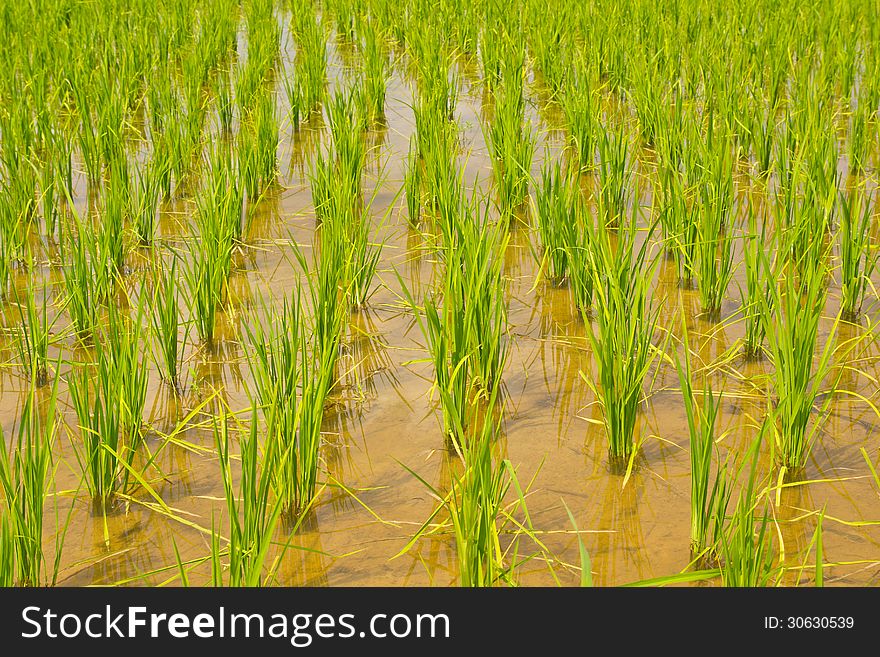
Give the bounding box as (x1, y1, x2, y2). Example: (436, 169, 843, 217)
(212, 408, 282, 586)
(719, 433, 777, 587)
(486, 54, 534, 219)
(533, 157, 577, 284)
(561, 74, 598, 171)
(132, 162, 160, 246)
(739, 204, 773, 359)
(694, 138, 735, 317)
(759, 243, 838, 472)
(60, 213, 106, 340)
(838, 186, 877, 319)
(404, 138, 423, 226)
(361, 19, 387, 122)
(69, 337, 132, 510)
(597, 127, 634, 227)
(397, 389, 538, 586)
(12, 281, 54, 387)
(583, 211, 663, 462)
(399, 191, 509, 442)
(0, 378, 63, 586)
(674, 318, 731, 561)
(293, 10, 328, 114)
(150, 258, 188, 393)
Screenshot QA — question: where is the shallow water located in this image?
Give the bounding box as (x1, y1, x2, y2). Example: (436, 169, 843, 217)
(2, 15, 880, 588)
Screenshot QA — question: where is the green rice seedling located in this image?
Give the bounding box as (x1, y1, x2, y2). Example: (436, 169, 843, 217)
(530, 12, 570, 96)
(759, 242, 838, 472)
(216, 69, 235, 135)
(561, 76, 598, 171)
(411, 27, 458, 121)
(291, 234, 345, 385)
(362, 19, 387, 122)
(583, 210, 663, 462)
(292, 328, 335, 517)
(100, 166, 129, 276)
(132, 162, 160, 246)
(479, 23, 504, 90)
(694, 138, 735, 317)
(461, 198, 509, 395)
(212, 408, 282, 586)
(486, 54, 534, 219)
(11, 278, 53, 387)
(719, 433, 777, 587)
(294, 11, 328, 114)
(69, 338, 131, 510)
(398, 233, 472, 442)
(309, 147, 334, 223)
(185, 160, 237, 348)
(326, 86, 367, 202)
(345, 204, 383, 310)
(533, 157, 576, 284)
(748, 96, 775, 177)
(441, 403, 510, 586)
(404, 138, 423, 226)
(0, 378, 62, 586)
(249, 90, 280, 199)
(597, 127, 633, 228)
(566, 194, 595, 313)
(105, 300, 149, 445)
(415, 98, 460, 224)
(838, 186, 877, 320)
(398, 189, 508, 440)
(60, 212, 107, 339)
(184, 234, 233, 350)
(629, 54, 665, 147)
(848, 105, 868, 175)
(739, 204, 773, 359)
(281, 72, 303, 134)
(151, 258, 188, 394)
(397, 387, 539, 586)
(245, 293, 307, 518)
(674, 317, 731, 561)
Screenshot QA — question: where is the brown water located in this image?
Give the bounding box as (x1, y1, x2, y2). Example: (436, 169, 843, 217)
(4, 25, 880, 588)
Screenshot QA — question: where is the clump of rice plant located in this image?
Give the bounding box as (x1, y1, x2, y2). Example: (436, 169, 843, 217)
(185, 150, 239, 348)
(399, 192, 509, 442)
(211, 408, 282, 586)
(12, 281, 54, 387)
(361, 19, 387, 122)
(739, 204, 773, 359)
(719, 433, 777, 587)
(694, 136, 735, 317)
(759, 240, 838, 472)
(404, 138, 423, 226)
(582, 211, 663, 462)
(397, 390, 539, 587)
(132, 161, 160, 246)
(561, 75, 598, 171)
(239, 90, 279, 202)
(674, 317, 731, 561)
(597, 126, 634, 227)
(150, 258, 189, 394)
(486, 54, 535, 219)
(838, 186, 877, 320)
(0, 379, 65, 586)
(533, 157, 577, 284)
(293, 10, 327, 114)
(60, 213, 107, 340)
(68, 340, 131, 510)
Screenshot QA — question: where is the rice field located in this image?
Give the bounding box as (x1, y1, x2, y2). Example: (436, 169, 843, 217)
(1, 0, 879, 588)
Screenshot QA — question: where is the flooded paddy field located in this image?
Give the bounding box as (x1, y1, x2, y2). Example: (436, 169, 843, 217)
(1, 0, 879, 588)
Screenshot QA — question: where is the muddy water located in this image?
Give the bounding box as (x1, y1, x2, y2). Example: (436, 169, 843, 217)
(3, 26, 880, 587)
